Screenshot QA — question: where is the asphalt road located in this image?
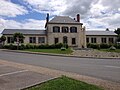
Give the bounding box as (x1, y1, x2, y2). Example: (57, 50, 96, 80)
(0, 50, 120, 83)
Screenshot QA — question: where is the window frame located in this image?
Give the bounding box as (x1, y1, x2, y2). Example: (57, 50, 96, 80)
(86, 38, 89, 43)
(7, 37, 14, 43)
(38, 37, 45, 44)
(53, 26, 60, 33)
(54, 38, 59, 44)
(29, 37, 36, 43)
(109, 38, 114, 43)
(91, 38, 96, 43)
(62, 27, 69, 33)
(101, 38, 106, 43)
(72, 38, 76, 45)
(70, 27, 77, 33)
(63, 36, 68, 44)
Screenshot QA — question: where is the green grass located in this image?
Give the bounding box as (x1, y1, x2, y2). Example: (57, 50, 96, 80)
(98, 49, 120, 53)
(25, 76, 103, 90)
(23, 48, 73, 54)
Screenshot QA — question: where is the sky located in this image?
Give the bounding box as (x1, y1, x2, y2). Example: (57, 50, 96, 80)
(0, 0, 120, 34)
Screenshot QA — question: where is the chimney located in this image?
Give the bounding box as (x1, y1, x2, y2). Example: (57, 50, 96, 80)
(77, 14, 80, 22)
(46, 13, 49, 22)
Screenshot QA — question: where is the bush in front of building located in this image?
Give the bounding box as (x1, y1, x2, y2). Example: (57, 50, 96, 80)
(2, 43, 68, 50)
(87, 43, 120, 49)
(113, 44, 120, 49)
(100, 43, 111, 49)
(87, 43, 99, 49)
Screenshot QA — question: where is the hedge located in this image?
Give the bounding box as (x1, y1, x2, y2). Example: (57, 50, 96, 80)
(87, 43, 120, 49)
(3, 43, 68, 50)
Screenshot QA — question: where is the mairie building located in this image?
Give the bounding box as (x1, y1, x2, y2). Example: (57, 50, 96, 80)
(2, 14, 117, 48)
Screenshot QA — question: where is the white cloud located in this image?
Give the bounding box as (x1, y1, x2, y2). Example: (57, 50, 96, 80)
(0, 0, 28, 17)
(23, 0, 66, 15)
(0, 0, 120, 31)
(0, 18, 46, 33)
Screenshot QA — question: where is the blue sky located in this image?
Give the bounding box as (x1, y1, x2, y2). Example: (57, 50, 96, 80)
(0, 0, 120, 33)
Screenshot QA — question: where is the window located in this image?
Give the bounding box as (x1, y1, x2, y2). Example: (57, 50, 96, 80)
(109, 38, 114, 43)
(53, 26, 60, 33)
(62, 27, 69, 33)
(70, 27, 77, 33)
(7, 37, 14, 43)
(91, 38, 96, 43)
(38, 37, 45, 43)
(29, 37, 36, 43)
(63, 36, 68, 44)
(101, 38, 106, 43)
(54, 38, 59, 44)
(72, 38, 76, 44)
(86, 38, 89, 43)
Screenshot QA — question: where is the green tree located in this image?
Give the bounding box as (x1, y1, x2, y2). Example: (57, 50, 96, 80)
(0, 35, 6, 45)
(114, 28, 120, 35)
(13, 32, 25, 49)
(114, 28, 120, 42)
(13, 32, 25, 43)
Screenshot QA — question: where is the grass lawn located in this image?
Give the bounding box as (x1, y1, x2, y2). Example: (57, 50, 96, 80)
(23, 48, 73, 54)
(25, 76, 103, 90)
(98, 49, 120, 53)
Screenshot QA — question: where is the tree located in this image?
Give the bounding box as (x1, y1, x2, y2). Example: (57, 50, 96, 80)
(13, 32, 25, 43)
(0, 35, 6, 45)
(114, 28, 120, 35)
(114, 28, 120, 42)
(13, 32, 25, 49)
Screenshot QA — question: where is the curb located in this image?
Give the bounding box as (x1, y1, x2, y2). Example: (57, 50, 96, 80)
(2, 49, 120, 59)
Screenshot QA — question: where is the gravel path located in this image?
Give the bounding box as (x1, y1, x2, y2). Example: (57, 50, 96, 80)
(0, 59, 120, 90)
(72, 49, 120, 58)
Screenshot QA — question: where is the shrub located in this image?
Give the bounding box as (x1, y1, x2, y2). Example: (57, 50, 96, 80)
(19, 44, 25, 50)
(114, 44, 120, 49)
(9, 44, 17, 50)
(100, 43, 110, 49)
(3, 45, 9, 49)
(55, 43, 63, 48)
(87, 43, 99, 49)
(26, 44, 34, 49)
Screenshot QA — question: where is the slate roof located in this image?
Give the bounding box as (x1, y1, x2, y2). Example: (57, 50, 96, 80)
(49, 16, 82, 25)
(2, 29, 117, 36)
(2, 29, 46, 35)
(86, 31, 117, 36)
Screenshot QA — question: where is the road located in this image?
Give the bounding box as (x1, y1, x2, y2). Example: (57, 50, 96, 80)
(0, 50, 120, 83)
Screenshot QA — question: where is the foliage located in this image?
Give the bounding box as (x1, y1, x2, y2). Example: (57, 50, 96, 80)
(114, 28, 120, 35)
(2, 43, 67, 50)
(13, 32, 25, 43)
(87, 43, 99, 49)
(87, 43, 113, 49)
(0, 35, 6, 45)
(100, 43, 111, 49)
(114, 28, 120, 42)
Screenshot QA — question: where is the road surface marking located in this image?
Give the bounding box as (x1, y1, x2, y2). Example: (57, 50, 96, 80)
(0, 70, 28, 77)
(105, 65, 120, 69)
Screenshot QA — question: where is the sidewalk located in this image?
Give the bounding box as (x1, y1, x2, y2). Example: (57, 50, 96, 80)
(0, 59, 120, 90)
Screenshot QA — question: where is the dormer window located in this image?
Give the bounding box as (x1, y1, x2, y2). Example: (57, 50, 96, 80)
(53, 26, 60, 33)
(62, 27, 69, 33)
(70, 27, 77, 33)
